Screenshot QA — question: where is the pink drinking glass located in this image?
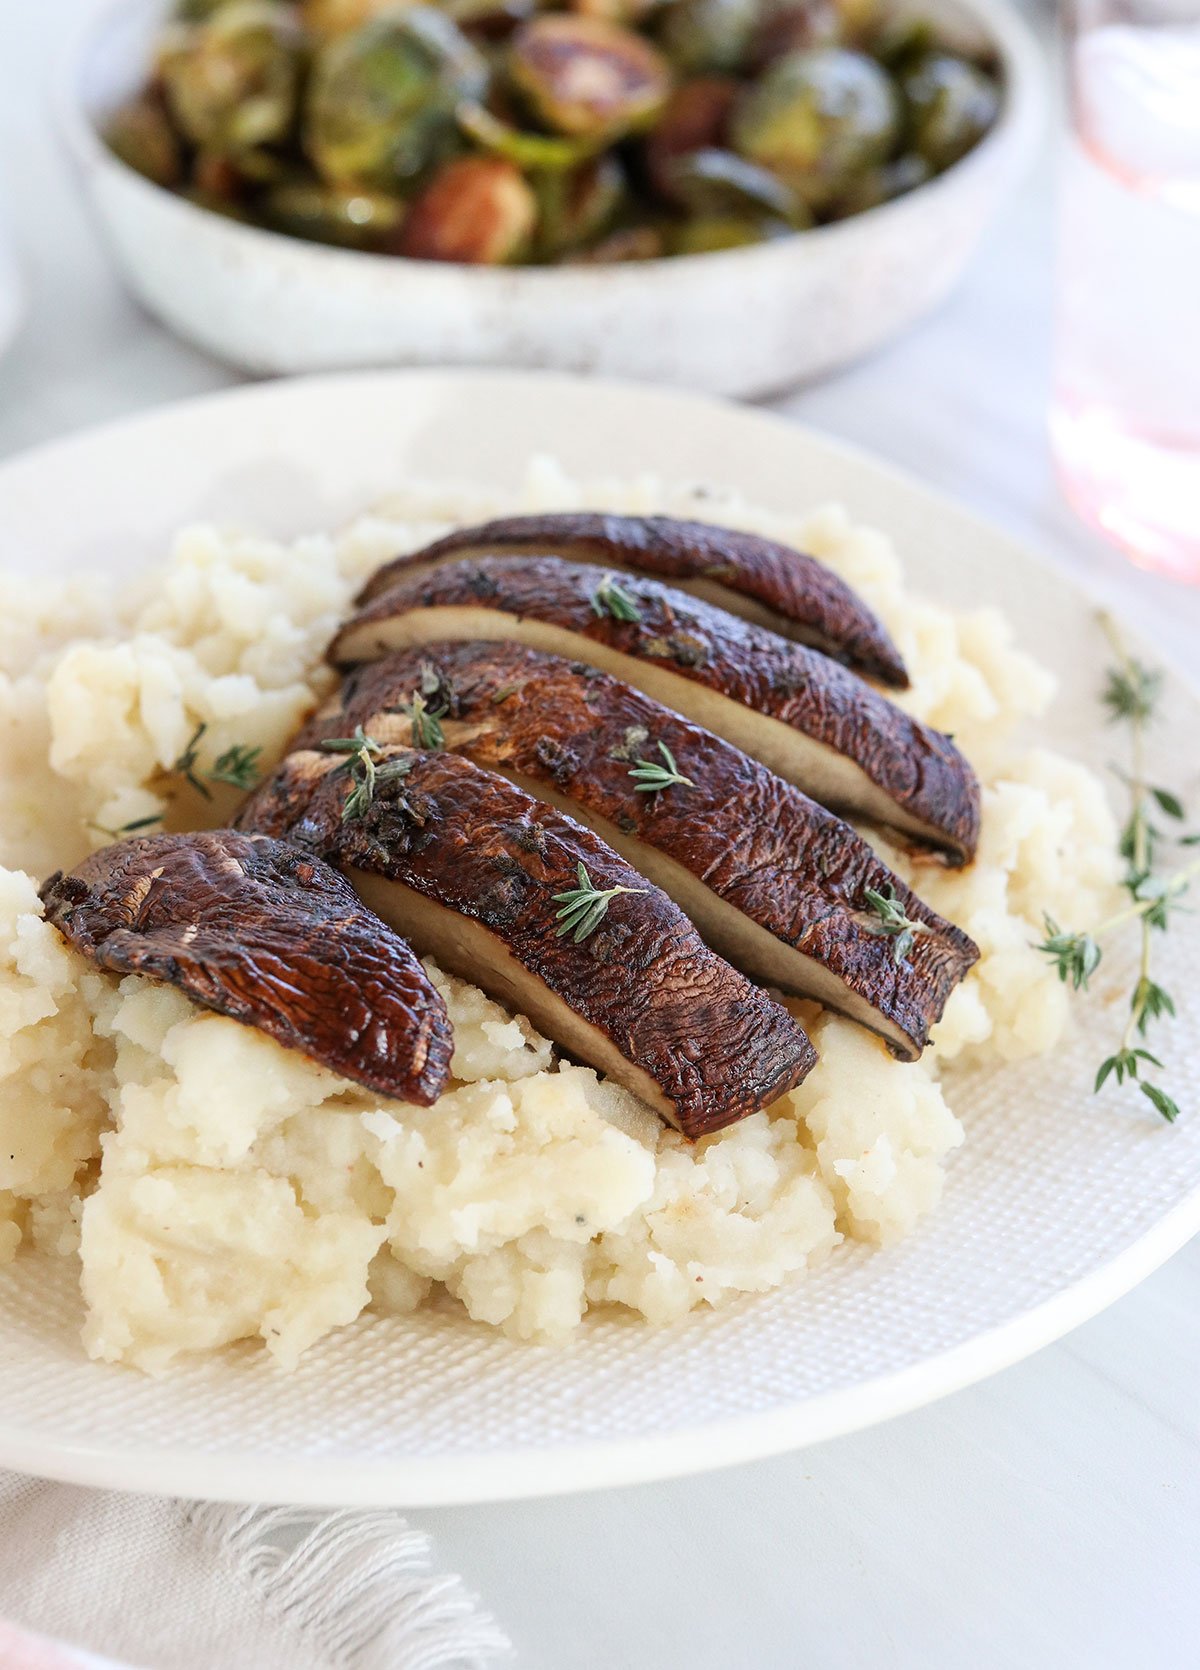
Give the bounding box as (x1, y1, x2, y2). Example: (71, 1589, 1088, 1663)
(1050, 0, 1200, 583)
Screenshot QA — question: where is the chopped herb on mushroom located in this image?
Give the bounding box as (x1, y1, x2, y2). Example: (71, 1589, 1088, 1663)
(628, 740, 694, 794)
(402, 691, 447, 749)
(320, 727, 387, 822)
(553, 861, 646, 942)
(590, 573, 642, 623)
(862, 884, 930, 963)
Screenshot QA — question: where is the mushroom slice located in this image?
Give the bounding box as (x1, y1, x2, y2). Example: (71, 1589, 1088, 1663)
(298, 644, 979, 1060)
(356, 511, 909, 687)
(331, 556, 979, 864)
(39, 830, 453, 1104)
(235, 746, 816, 1138)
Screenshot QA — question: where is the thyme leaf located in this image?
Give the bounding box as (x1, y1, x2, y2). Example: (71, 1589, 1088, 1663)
(1038, 915, 1101, 990)
(1102, 658, 1161, 725)
(402, 691, 446, 750)
(590, 574, 642, 624)
(341, 753, 377, 823)
(861, 884, 930, 964)
(91, 812, 165, 839)
(208, 743, 262, 790)
(628, 741, 694, 795)
(172, 722, 212, 801)
(320, 729, 386, 823)
(319, 726, 381, 757)
(1151, 785, 1185, 820)
(1142, 1083, 1181, 1123)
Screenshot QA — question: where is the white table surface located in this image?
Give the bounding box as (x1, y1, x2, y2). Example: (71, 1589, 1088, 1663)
(3, 6, 1199, 1668)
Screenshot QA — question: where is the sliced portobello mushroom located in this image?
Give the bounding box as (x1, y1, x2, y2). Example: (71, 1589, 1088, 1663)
(356, 510, 908, 687)
(235, 745, 816, 1138)
(331, 557, 979, 864)
(39, 830, 453, 1104)
(296, 643, 979, 1060)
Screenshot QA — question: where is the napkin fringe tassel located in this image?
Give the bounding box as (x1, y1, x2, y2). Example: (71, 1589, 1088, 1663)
(188, 1504, 512, 1670)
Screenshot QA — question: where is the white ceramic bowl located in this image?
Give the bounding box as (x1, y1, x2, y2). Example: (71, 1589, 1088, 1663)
(58, 0, 1045, 395)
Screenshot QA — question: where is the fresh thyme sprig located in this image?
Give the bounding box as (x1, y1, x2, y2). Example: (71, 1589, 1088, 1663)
(208, 743, 262, 790)
(628, 741, 694, 795)
(90, 812, 165, 839)
(97, 722, 275, 843)
(1102, 658, 1161, 725)
(172, 723, 212, 800)
(402, 691, 446, 750)
(1039, 870, 1197, 982)
(170, 723, 262, 795)
(342, 749, 378, 823)
(861, 884, 930, 964)
(552, 862, 646, 943)
(590, 574, 642, 624)
(319, 726, 381, 757)
(1036, 616, 1196, 1123)
(320, 728, 384, 823)
(319, 729, 415, 823)
(1037, 916, 1100, 990)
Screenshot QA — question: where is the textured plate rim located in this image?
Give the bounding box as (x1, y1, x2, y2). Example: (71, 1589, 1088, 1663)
(0, 368, 1196, 1507)
(4, 1184, 1200, 1507)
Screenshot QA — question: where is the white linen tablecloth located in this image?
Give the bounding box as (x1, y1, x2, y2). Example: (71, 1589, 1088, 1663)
(0, 1477, 510, 1670)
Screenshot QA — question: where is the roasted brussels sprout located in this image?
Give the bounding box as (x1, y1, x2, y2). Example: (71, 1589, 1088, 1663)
(668, 145, 800, 219)
(104, 94, 183, 188)
(823, 147, 928, 216)
(262, 179, 404, 245)
(659, 0, 760, 75)
(829, 0, 878, 44)
(182, 185, 254, 220)
(300, 0, 406, 37)
(509, 15, 671, 140)
(192, 149, 247, 200)
(398, 154, 538, 260)
(900, 52, 1000, 170)
(642, 73, 737, 198)
(571, 224, 666, 260)
(457, 101, 600, 170)
(730, 46, 899, 210)
(869, 15, 936, 70)
(534, 153, 627, 256)
(158, 2, 301, 154)
(751, 0, 841, 67)
(193, 142, 287, 196)
(175, 0, 279, 18)
(108, 0, 1001, 267)
(566, 0, 663, 21)
(306, 7, 488, 187)
(671, 210, 790, 251)
(442, 0, 540, 37)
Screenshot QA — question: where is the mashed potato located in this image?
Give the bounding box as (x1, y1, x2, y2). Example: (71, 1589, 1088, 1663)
(0, 465, 1120, 1368)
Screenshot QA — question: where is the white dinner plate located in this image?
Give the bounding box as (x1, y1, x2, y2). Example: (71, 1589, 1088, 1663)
(0, 371, 1197, 1508)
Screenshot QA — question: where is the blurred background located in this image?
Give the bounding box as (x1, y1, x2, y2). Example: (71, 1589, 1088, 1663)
(2, 0, 1198, 633)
